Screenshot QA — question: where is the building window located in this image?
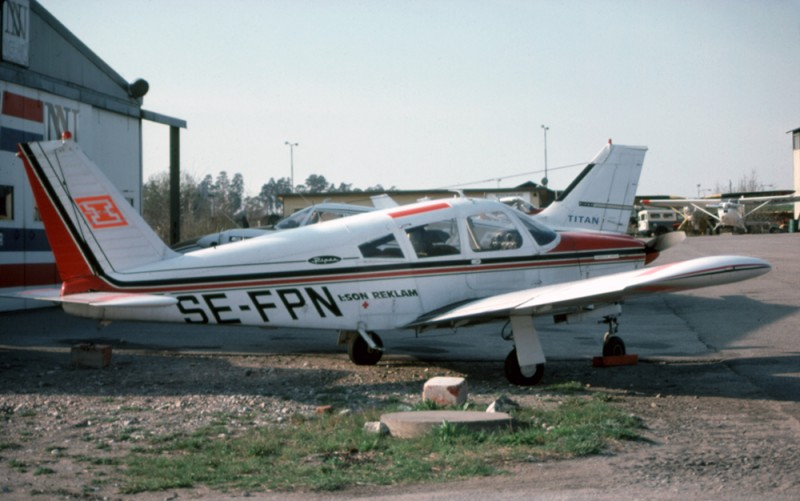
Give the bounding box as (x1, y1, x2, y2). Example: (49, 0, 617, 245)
(793, 131, 800, 151)
(0, 186, 12, 220)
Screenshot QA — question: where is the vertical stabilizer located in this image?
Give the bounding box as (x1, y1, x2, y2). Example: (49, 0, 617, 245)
(534, 142, 647, 234)
(18, 139, 176, 292)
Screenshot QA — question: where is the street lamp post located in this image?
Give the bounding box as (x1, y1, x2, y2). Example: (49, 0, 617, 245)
(284, 141, 299, 191)
(541, 125, 549, 187)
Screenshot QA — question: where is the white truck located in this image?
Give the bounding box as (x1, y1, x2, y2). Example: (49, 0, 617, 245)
(637, 208, 681, 236)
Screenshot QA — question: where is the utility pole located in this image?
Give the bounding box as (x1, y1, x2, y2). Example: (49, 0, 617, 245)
(284, 141, 299, 191)
(541, 124, 549, 187)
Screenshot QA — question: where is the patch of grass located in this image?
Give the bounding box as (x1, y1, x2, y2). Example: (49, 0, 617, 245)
(119, 392, 642, 495)
(8, 459, 28, 472)
(114, 427, 141, 442)
(542, 381, 587, 395)
(507, 397, 643, 458)
(412, 400, 473, 412)
(76, 455, 121, 466)
(34, 466, 56, 476)
(118, 405, 151, 413)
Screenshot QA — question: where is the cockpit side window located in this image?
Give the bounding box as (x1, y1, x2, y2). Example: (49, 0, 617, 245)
(466, 211, 523, 252)
(405, 219, 460, 258)
(359, 234, 404, 259)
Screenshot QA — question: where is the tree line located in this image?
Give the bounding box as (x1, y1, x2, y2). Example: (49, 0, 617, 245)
(142, 171, 391, 243)
(141, 167, 770, 244)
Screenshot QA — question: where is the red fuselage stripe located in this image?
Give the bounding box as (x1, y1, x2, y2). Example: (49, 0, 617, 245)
(388, 202, 451, 219)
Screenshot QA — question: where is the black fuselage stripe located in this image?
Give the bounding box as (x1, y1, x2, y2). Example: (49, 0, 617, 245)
(98, 250, 645, 291)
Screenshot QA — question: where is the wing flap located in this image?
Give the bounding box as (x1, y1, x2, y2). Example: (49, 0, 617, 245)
(412, 255, 770, 326)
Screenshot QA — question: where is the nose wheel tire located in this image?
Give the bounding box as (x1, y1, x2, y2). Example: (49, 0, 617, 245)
(602, 335, 626, 357)
(504, 348, 545, 386)
(348, 331, 383, 365)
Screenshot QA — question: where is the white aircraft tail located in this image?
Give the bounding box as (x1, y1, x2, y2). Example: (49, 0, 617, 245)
(535, 141, 647, 234)
(17, 139, 177, 293)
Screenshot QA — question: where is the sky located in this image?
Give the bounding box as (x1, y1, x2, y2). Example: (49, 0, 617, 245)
(41, 0, 800, 198)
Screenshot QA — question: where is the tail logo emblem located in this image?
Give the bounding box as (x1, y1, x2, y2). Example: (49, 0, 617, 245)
(75, 195, 128, 229)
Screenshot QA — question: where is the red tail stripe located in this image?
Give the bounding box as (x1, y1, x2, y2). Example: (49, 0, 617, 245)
(389, 202, 451, 219)
(18, 145, 104, 293)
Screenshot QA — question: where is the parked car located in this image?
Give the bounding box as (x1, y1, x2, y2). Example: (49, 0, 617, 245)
(172, 203, 373, 253)
(272, 203, 373, 229)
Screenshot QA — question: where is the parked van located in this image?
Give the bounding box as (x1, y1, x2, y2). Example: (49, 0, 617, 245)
(637, 209, 681, 236)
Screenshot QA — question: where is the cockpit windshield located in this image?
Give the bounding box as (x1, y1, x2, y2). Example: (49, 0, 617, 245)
(512, 212, 558, 246)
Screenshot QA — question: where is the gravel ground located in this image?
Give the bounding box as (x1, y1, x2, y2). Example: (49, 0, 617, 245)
(1, 346, 800, 500)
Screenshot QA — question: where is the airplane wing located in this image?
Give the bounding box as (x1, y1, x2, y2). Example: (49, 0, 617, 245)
(410, 255, 770, 326)
(644, 194, 800, 207)
(735, 194, 800, 204)
(642, 198, 717, 208)
(13, 288, 178, 308)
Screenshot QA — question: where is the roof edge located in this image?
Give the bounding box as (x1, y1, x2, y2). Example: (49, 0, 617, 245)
(32, 0, 132, 97)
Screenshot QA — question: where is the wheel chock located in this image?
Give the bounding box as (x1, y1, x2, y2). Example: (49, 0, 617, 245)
(592, 354, 639, 367)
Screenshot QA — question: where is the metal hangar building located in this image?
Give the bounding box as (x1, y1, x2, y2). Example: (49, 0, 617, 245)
(0, 0, 185, 310)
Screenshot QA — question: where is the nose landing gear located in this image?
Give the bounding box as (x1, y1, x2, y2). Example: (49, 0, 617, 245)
(601, 315, 626, 357)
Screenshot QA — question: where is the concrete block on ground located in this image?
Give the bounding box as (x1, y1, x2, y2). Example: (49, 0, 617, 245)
(381, 410, 512, 439)
(363, 421, 390, 435)
(71, 344, 112, 369)
(422, 376, 468, 406)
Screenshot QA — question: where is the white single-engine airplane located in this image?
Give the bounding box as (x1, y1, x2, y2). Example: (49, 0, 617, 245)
(15, 137, 771, 385)
(643, 192, 800, 234)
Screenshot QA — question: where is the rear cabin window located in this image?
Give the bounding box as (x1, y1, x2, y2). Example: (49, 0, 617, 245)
(359, 234, 404, 258)
(405, 219, 460, 258)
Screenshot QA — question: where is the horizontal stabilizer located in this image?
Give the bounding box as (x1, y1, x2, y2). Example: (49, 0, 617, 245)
(13, 288, 177, 308)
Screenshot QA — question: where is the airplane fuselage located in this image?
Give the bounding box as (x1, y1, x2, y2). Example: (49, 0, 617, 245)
(64, 198, 649, 330)
(16, 138, 770, 386)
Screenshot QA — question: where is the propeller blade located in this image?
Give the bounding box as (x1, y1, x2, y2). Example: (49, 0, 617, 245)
(645, 231, 686, 253)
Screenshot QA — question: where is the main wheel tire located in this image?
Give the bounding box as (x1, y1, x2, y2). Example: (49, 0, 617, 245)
(602, 335, 626, 357)
(348, 332, 383, 365)
(504, 348, 544, 386)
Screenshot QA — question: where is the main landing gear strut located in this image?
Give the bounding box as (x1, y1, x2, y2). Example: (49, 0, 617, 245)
(502, 315, 546, 387)
(502, 313, 628, 387)
(339, 329, 384, 366)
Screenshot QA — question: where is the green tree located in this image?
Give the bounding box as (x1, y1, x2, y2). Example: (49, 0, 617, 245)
(304, 174, 331, 193)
